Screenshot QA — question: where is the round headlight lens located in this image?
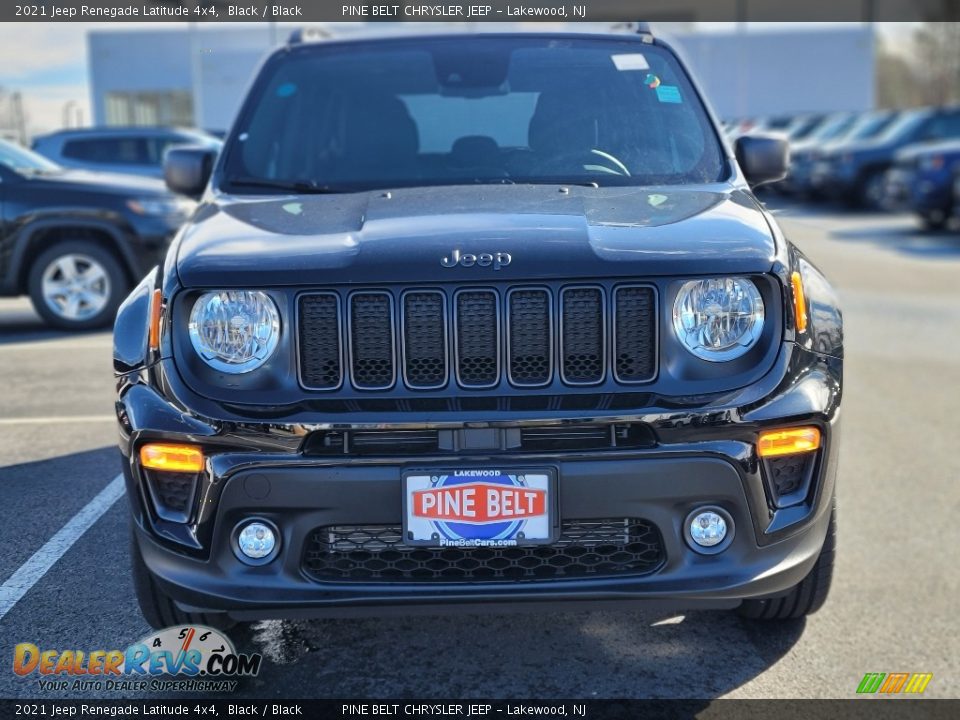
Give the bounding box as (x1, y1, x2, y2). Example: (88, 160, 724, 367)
(672, 277, 764, 361)
(188, 290, 280, 373)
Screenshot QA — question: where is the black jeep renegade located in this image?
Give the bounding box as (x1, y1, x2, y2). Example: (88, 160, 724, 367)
(115, 28, 842, 628)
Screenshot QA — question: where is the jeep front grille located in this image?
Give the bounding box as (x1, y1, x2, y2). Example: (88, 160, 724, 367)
(297, 283, 656, 392)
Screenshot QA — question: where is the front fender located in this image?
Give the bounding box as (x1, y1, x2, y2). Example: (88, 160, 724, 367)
(114, 267, 158, 374)
(797, 255, 843, 359)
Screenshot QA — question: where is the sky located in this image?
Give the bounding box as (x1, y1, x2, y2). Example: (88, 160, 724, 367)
(0, 21, 912, 138)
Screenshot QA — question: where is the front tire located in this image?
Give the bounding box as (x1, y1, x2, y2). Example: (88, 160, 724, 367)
(131, 527, 236, 631)
(736, 503, 836, 621)
(27, 240, 128, 331)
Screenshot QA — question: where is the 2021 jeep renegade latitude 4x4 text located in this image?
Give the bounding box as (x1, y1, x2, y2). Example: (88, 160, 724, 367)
(115, 28, 842, 628)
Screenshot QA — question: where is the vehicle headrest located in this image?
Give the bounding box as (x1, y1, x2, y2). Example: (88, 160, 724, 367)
(450, 135, 500, 166)
(342, 94, 419, 165)
(528, 90, 598, 155)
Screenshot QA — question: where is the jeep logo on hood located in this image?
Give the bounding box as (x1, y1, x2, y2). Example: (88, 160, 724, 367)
(441, 249, 512, 271)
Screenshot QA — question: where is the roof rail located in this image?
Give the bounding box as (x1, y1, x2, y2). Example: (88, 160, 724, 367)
(288, 26, 333, 44)
(609, 21, 653, 37)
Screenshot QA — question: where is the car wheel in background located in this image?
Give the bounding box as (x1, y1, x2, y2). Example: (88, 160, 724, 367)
(27, 241, 128, 330)
(860, 171, 886, 209)
(131, 527, 236, 631)
(736, 501, 836, 621)
(920, 210, 948, 231)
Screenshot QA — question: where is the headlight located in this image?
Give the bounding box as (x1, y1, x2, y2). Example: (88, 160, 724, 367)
(188, 291, 280, 373)
(672, 277, 764, 361)
(127, 196, 196, 218)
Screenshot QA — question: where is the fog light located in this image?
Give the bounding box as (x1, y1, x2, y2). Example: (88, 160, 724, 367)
(236, 521, 277, 561)
(686, 508, 733, 553)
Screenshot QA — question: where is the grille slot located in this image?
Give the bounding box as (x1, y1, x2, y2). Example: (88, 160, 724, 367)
(349, 292, 395, 389)
(298, 293, 342, 390)
(507, 288, 552, 387)
(560, 286, 606, 385)
(520, 425, 609, 450)
(454, 290, 500, 388)
(402, 291, 448, 389)
(614, 285, 657, 383)
(303, 518, 665, 582)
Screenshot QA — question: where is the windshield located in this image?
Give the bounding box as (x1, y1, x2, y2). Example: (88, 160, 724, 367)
(811, 114, 856, 142)
(847, 112, 898, 141)
(788, 116, 825, 141)
(875, 110, 928, 143)
(222, 36, 726, 193)
(0, 139, 61, 174)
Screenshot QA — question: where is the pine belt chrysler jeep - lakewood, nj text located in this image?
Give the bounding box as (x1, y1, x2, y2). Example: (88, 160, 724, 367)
(114, 26, 842, 628)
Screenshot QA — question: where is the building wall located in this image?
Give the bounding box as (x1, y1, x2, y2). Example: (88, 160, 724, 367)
(668, 26, 875, 119)
(88, 28, 278, 131)
(88, 31, 193, 126)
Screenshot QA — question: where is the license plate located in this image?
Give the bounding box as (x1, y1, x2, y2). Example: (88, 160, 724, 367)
(402, 469, 555, 547)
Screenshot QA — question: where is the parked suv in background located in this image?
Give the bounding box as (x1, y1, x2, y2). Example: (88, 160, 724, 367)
(117, 28, 842, 629)
(813, 106, 960, 207)
(884, 139, 960, 229)
(32, 127, 221, 179)
(0, 139, 194, 329)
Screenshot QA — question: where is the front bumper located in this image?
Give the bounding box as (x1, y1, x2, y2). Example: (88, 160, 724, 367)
(119, 345, 841, 620)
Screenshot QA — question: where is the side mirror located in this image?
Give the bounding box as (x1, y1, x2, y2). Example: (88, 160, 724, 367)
(735, 134, 790, 187)
(164, 146, 217, 198)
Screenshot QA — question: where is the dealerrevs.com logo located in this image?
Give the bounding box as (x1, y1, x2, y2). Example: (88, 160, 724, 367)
(13, 625, 261, 693)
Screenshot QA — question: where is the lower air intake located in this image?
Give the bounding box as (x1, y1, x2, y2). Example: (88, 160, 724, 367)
(303, 518, 665, 582)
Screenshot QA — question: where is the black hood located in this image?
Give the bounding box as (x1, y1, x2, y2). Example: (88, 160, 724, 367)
(176, 184, 776, 287)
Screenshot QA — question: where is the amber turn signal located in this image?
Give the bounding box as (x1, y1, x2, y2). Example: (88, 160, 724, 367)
(757, 427, 821, 458)
(140, 443, 204, 472)
(148, 289, 162, 351)
(790, 271, 807, 333)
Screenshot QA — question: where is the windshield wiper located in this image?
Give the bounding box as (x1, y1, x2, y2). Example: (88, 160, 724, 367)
(225, 176, 344, 194)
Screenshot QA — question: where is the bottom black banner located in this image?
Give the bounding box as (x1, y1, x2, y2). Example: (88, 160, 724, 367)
(1, 700, 957, 720)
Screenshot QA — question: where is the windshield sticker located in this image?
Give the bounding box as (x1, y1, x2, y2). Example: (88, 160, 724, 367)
(612, 53, 649, 71)
(648, 193, 668, 207)
(644, 73, 661, 89)
(282, 202, 303, 215)
(656, 85, 682, 104)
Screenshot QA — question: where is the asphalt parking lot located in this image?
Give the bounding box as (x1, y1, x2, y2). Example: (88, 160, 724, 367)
(0, 200, 958, 700)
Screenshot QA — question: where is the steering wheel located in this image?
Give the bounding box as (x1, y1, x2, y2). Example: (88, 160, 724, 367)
(540, 149, 631, 177)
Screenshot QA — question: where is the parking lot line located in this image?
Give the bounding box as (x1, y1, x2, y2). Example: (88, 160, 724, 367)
(0, 475, 124, 622)
(0, 337, 112, 351)
(0, 415, 115, 425)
